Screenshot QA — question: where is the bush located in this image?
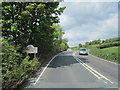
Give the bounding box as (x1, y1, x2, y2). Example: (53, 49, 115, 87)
(104, 37, 120, 43)
(2, 39, 22, 74)
(2, 39, 39, 89)
(2, 56, 39, 89)
(97, 42, 120, 49)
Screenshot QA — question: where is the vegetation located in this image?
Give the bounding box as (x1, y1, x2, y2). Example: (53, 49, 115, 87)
(96, 41, 120, 49)
(69, 47, 79, 50)
(52, 24, 69, 53)
(2, 39, 39, 89)
(2, 2, 67, 58)
(78, 43, 82, 48)
(85, 39, 101, 45)
(89, 46, 119, 63)
(78, 37, 120, 63)
(2, 2, 68, 89)
(102, 37, 120, 43)
(85, 37, 120, 46)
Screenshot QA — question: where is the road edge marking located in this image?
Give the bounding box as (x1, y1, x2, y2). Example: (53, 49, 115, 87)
(32, 52, 62, 85)
(72, 51, 113, 84)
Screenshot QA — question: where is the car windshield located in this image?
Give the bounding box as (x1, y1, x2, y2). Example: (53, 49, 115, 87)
(80, 49, 86, 51)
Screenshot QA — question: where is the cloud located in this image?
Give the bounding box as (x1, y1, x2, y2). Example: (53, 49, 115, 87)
(59, 2, 118, 47)
(60, 2, 117, 28)
(63, 13, 118, 47)
(59, 15, 75, 29)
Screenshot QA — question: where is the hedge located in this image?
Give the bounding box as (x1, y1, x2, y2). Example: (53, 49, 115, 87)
(97, 42, 120, 49)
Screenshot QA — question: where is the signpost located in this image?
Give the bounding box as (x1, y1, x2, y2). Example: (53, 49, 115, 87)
(23, 45, 38, 58)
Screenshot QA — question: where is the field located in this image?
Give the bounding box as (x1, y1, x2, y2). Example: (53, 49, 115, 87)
(89, 46, 119, 63)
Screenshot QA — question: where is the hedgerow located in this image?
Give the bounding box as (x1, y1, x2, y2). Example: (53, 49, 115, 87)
(2, 39, 39, 89)
(96, 42, 120, 49)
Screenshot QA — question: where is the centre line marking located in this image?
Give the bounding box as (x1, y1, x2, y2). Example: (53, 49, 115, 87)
(72, 51, 113, 84)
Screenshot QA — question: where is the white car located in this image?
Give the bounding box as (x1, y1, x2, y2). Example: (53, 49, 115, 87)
(79, 48, 88, 55)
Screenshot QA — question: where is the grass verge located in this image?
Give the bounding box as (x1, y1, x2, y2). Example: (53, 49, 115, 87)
(89, 46, 119, 64)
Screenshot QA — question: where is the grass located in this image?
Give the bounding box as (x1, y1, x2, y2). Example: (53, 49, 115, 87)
(69, 47, 79, 50)
(89, 46, 119, 64)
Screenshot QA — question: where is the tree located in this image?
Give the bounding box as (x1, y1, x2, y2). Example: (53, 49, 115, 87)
(2, 2, 66, 58)
(52, 24, 68, 52)
(78, 43, 82, 48)
(2, 2, 67, 89)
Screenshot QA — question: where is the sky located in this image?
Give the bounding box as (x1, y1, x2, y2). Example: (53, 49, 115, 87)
(59, 2, 118, 47)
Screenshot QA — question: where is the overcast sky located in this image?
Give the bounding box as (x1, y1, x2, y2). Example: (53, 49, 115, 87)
(59, 2, 118, 47)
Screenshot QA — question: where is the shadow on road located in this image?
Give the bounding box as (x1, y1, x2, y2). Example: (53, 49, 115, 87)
(76, 52, 89, 63)
(48, 53, 90, 68)
(48, 56, 79, 68)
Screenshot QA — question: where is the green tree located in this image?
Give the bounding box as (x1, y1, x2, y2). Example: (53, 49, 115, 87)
(2, 2, 66, 58)
(2, 2, 67, 89)
(78, 43, 82, 48)
(52, 24, 68, 52)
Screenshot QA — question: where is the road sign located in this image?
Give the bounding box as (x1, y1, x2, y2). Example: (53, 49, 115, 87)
(23, 45, 38, 53)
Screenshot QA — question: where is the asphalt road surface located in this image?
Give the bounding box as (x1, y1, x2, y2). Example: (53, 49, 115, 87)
(26, 50, 119, 88)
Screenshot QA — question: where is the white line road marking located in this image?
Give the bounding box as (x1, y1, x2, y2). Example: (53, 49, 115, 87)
(74, 57, 101, 79)
(72, 52, 113, 84)
(33, 52, 62, 85)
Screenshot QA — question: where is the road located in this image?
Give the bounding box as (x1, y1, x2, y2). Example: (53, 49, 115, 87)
(26, 50, 118, 88)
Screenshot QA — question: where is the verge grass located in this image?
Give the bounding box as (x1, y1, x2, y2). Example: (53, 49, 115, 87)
(89, 46, 119, 64)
